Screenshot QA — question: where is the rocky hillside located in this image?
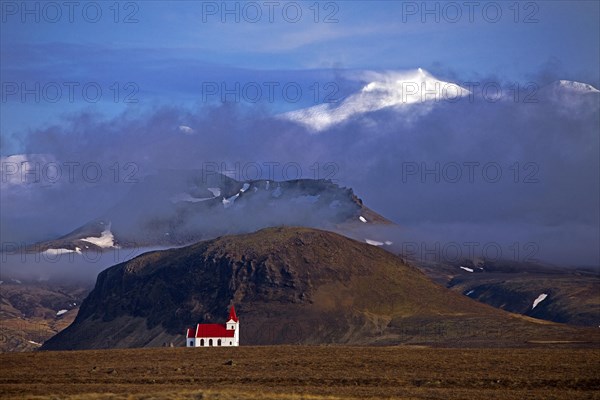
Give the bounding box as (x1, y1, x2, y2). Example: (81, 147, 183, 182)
(43, 228, 599, 350)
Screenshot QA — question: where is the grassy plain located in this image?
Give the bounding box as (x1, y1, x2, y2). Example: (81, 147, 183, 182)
(1, 346, 599, 399)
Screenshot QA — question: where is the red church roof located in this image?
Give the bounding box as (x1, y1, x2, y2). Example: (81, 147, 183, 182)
(191, 323, 235, 338)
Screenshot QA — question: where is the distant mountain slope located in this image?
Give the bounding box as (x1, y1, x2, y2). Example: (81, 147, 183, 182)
(43, 227, 599, 350)
(0, 279, 91, 352)
(414, 259, 600, 327)
(33, 172, 392, 253)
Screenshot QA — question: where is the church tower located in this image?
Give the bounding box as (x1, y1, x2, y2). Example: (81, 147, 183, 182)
(226, 305, 239, 346)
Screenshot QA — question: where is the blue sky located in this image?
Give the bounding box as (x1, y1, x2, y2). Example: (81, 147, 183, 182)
(2, 1, 599, 152)
(3, 0, 599, 73)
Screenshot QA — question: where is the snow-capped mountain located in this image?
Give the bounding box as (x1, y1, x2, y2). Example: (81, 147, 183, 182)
(540, 80, 600, 112)
(283, 68, 470, 132)
(551, 80, 600, 94)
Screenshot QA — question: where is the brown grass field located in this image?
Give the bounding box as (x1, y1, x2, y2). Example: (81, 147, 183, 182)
(1, 346, 599, 399)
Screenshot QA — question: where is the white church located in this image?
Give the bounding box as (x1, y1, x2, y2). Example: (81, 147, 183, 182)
(186, 306, 239, 347)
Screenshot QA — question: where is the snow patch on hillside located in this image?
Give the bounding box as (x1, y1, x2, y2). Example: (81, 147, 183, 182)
(43, 248, 82, 256)
(532, 293, 548, 309)
(81, 228, 116, 248)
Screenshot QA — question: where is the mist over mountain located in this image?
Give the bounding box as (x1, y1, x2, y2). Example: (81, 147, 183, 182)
(29, 171, 393, 251)
(1, 69, 599, 266)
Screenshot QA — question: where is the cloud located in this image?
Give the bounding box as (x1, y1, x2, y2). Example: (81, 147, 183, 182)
(1, 69, 599, 267)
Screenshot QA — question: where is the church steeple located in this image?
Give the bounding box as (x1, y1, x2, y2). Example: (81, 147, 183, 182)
(228, 305, 239, 322)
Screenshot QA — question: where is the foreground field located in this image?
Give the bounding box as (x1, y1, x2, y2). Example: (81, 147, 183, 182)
(1, 346, 599, 399)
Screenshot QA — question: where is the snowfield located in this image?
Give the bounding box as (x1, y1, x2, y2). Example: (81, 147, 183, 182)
(81, 228, 116, 248)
